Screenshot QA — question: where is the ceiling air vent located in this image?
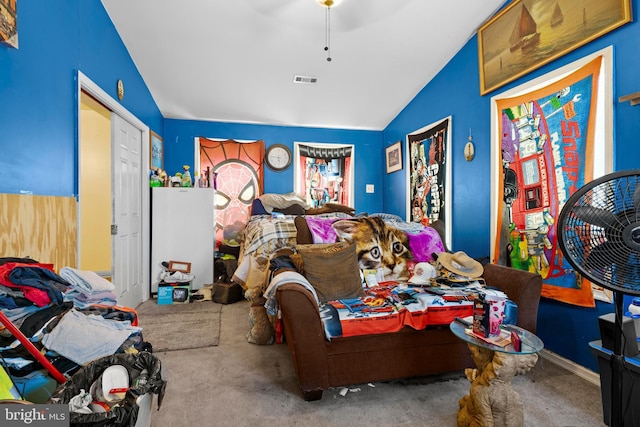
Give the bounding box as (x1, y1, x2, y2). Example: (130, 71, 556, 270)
(293, 75, 318, 84)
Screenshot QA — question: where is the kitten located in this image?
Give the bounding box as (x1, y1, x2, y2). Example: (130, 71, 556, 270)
(332, 217, 412, 280)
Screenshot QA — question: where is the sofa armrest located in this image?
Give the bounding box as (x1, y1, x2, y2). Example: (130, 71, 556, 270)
(276, 282, 329, 400)
(481, 263, 542, 334)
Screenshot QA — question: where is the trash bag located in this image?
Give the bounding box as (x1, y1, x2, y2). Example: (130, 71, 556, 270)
(48, 352, 166, 427)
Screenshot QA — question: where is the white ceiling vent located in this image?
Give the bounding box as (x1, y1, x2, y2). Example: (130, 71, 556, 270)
(293, 75, 318, 84)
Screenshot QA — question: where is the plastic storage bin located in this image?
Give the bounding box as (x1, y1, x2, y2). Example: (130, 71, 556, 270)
(589, 341, 640, 427)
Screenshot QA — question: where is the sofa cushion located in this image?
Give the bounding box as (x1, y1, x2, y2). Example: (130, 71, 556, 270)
(295, 241, 365, 303)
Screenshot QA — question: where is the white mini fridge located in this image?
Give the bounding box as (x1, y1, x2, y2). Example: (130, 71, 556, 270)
(150, 187, 215, 293)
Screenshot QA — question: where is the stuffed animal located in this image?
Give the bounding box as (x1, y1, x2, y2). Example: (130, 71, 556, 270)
(245, 287, 275, 345)
(457, 347, 538, 427)
(244, 248, 301, 345)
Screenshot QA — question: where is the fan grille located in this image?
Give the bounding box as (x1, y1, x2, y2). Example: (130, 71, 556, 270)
(557, 170, 640, 295)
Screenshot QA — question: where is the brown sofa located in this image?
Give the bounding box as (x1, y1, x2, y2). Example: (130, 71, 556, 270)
(276, 263, 542, 401)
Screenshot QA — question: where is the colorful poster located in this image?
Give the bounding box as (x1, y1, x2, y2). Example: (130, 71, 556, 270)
(199, 138, 265, 247)
(296, 143, 353, 209)
(408, 118, 451, 244)
(492, 57, 602, 307)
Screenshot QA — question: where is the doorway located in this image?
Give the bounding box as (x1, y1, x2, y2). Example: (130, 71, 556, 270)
(77, 71, 150, 308)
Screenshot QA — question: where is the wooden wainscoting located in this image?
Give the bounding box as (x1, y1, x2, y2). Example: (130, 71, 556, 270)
(0, 193, 77, 271)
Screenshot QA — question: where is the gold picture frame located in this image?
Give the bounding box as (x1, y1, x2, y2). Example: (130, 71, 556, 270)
(0, 0, 18, 48)
(478, 0, 632, 95)
(385, 141, 402, 174)
(150, 130, 164, 170)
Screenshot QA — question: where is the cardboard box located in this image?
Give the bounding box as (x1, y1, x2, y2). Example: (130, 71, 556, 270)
(157, 282, 191, 305)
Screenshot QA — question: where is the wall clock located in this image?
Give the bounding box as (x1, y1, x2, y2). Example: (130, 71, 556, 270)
(265, 144, 292, 172)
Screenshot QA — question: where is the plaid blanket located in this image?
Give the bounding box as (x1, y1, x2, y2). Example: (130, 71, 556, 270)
(241, 215, 299, 257)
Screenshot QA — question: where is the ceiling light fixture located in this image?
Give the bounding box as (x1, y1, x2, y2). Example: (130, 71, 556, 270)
(316, 0, 343, 62)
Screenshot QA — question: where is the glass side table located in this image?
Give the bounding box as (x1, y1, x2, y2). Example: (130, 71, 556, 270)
(450, 320, 544, 427)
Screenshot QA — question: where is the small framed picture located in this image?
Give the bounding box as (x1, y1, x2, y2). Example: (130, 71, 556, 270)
(168, 261, 191, 273)
(385, 141, 402, 174)
(150, 130, 164, 170)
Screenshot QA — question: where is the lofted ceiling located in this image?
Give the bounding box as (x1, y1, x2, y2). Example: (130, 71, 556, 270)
(101, 0, 505, 131)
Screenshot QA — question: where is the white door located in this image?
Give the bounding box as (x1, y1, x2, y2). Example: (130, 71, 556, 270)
(112, 113, 144, 308)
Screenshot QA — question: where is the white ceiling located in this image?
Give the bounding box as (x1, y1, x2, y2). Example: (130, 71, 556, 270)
(101, 0, 505, 131)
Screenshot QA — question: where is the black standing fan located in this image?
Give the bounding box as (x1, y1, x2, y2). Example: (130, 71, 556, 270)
(557, 169, 640, 427)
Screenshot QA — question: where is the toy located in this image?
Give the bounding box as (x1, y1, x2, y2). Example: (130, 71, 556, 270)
(245, 287, 275, 345)
(457, 347, 538, 427)
(181, 165, 192, 187)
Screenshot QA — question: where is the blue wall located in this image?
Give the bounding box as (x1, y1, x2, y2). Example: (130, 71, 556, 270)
(0, 0, 162, 197)
(163, 119, 385, 215)
(383, 1, 640, 371)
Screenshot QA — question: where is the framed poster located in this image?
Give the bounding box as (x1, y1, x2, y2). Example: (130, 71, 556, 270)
(150, 131, 164, 170)
(478, 0, 631, 95)
(490, 49, 613, 307)
(385, 141, 402, 174)
(294, 142, 354, 209)
(406, 117, 452, 249)
(0, 0, 18, 48)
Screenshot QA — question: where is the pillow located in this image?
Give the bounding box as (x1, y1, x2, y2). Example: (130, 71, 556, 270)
(295, 241, 364, 303)
(273, 204, 306, 216)
(250, 199, 268, 216)
(259, 193, 307, 213)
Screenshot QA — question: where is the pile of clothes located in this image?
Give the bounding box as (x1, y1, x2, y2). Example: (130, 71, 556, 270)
(0, 257, 147, 403)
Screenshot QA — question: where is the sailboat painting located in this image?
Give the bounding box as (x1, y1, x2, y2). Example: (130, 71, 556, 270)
(509, 4, 540, 53)
(478, 0, 631, 95)
(550, 2, 564, 28)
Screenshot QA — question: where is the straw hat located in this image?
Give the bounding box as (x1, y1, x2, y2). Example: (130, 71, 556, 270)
(437, 251, 483, 279)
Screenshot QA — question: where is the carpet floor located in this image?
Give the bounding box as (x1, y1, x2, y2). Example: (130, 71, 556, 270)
(135, 299, 222, 352)
(146, 300, 607, 427)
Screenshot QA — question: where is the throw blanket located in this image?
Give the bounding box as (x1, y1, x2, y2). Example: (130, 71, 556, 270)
(241, 216, 299, 257)
(319, 283, 515, 339)
(59, 267, 115, 294)
(41, 308, 140, 365)
(305, 216, 445, 263)
(233, 213, 352, 291)
(321, 285, 475, 339)
(263, 271, 319, 316)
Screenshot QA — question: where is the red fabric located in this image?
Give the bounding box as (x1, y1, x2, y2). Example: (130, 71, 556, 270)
(0, 262, 56, 307)
(328, 289, 473, 338)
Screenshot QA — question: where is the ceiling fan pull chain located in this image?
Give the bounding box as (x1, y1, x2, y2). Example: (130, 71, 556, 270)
(325, 6, 332, 62)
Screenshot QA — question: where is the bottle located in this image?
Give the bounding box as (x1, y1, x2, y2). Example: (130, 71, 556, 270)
(628, 298, 640, 316)
(628, 298, 640, 334)
(181, 165, 192, 187)
(133, 369, 149, 395)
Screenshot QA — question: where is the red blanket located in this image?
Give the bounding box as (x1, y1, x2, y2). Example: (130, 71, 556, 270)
(321, 284, 474, 338)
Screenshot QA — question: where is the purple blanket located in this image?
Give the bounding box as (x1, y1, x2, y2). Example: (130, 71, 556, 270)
(406, 227, 445, 262)
(305, 216, 339, 243)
